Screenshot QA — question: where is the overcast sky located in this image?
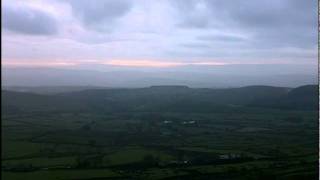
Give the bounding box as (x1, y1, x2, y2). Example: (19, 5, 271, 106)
(2, 0, 318, 68)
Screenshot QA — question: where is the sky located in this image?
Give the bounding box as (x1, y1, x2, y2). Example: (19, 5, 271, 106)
(2, 0, 318, 68)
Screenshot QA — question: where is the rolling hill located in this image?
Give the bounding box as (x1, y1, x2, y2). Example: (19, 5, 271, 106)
(2, 85, 318, 114)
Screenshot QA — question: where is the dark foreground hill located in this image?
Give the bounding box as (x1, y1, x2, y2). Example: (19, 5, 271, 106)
(249, 85, 318, 110)
(2, 85, 318, 114)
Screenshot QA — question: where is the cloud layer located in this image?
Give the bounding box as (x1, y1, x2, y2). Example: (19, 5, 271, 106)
(2, 0, 317, 67)
(3, 3, 58, 35)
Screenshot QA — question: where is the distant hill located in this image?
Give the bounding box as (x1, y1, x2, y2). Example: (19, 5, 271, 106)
(2, 66, 317, 88)
(2, 85, 318, 114)
(249, 85, 318, 110)
(2, 86, 110, 95)
(1, 90, 88, 113)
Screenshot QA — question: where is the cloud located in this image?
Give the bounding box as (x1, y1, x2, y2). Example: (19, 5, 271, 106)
(173, 0, 317, 49)
(197, 34, 246, 42)
(2, 4, 58, 35)
(1, 0, 317, 66)
(66, 0, 132, 31)
(180, 43, 211, 49)
(223, 0, 317, 48)
(172, 0, 213, 29)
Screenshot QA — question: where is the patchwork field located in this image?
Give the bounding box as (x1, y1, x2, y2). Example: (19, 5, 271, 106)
(2, 85, 318, 179)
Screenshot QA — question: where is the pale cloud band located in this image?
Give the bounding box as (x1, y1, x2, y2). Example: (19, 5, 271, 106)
(2, 0, 317, 68)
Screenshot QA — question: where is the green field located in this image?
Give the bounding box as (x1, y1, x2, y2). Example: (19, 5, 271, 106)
(2, 109, 318, 179)
(2, 86, 318, 179)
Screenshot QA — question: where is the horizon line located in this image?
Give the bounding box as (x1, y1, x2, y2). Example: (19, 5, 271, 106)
(2, 59, 317, 68)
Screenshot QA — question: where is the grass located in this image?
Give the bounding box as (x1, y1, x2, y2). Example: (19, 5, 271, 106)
(3, 156, 76, 167)
(2, 109, 318, 179)
(107, 146, 174, 165)
(2, 169, 120, 180)
(2, 141, 43, 158)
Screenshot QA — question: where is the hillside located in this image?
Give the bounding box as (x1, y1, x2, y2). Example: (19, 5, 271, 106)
(1, 90, 88, 113)
(2, 85, 317, 114)
(250, 85, 318, 110)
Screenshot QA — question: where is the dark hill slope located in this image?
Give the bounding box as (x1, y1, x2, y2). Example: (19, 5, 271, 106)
(2, 85, 317, 114)
(1, 90, 87, 113)
(249, 85, 318, 110)
(56, 85, 288, 112)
